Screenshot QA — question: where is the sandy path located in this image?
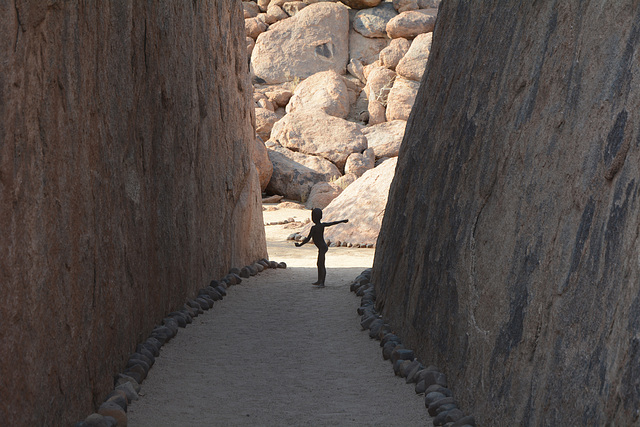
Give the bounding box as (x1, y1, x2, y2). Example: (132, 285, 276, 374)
(127, 205, 431, 426)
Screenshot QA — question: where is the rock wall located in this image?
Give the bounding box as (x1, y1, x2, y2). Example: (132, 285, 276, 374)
(0, 1, 266, 425)
(373, 1, 640, 425)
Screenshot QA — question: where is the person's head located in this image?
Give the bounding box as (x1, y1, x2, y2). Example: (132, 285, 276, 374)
(311, 208, 322, 224)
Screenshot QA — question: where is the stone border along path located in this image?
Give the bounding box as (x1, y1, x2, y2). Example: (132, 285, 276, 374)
(75, 206, 475, 427)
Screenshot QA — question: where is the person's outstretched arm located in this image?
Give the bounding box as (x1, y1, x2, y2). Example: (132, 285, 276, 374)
(295, 230, 313, 247)
(324, 219, 349, 227)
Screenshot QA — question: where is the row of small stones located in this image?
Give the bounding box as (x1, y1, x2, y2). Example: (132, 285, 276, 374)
(75, 259, 287, 427)
(351, 269, 477, 427)
(264, 217, 309, 226)
(287, 232, 375, 248)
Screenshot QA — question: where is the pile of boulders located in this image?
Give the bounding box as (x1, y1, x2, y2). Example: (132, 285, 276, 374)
(75, 259, 287, 427)
(246, 0, 439, 212)
(351, 269, 476, 427)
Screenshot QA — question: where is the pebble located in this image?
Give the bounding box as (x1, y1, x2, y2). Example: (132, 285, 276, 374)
(123, 365, 145, 383)
(390, 348, 414, 364)
(380, 333, 399, 347)
(115, 374, 140, 392)
(277, 261, 287, 268)
(167, 311, 188, 327)
(360, 314, 379, 330)
(424, 384, 452, 397)
(445, 408, 464, 423)
(81, 413, 117, 427)
(255, 262, 265, 272)
(396, 359, 413, 377)
(239, 267, 250, 278)
(229, 267, 241, 275)
(105, 393, 128, 411)
(98, 401, 127, 426)
(209, 279, 221, 288)
(137, 341, 159, 358)
(223, 274, 237, 285)
(129, 351, 154, 368)
(368, 319, 385, 338)
(425, 391, 446, 407)
(163, 318, 179, 336)
(376, 324, 392, 340)
(421, 369, 448, 388)
(247, 265, 258, 276)
(231, 273, 242, 283)
(214, 285, 227, 297)
(428, 396, 455, 416)
(383, 341, 401, 360)
(115, 382, 139, 402)
(406, 363, 425, 383)
(415, 379, 427, 394)
(126, 358, 150, 375)
(146, 337, 163, 353)
(269, 260, 278, 268)
(452, 415, 476, 426)
(401, 360, 420, 377)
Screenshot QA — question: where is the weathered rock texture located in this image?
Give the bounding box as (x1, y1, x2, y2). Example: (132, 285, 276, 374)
(373, 1, 640, 425)
(0, 1, 266, 425)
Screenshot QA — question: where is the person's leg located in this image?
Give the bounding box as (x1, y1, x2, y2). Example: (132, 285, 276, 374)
(314, 250, 326, 286)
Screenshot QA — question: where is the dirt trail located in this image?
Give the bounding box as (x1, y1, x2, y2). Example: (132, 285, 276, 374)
(126, 204, 431, 426)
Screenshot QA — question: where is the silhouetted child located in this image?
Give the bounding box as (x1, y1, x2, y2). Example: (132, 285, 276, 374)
(295, 208, 348, 287)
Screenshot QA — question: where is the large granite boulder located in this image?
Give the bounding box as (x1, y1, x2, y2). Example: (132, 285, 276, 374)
(302, 157, 398, 246)
(270, 110, 368, 170)
(396, 32, 432, 81)
(349, 29, 390, 66)
(266, 144, 341, 201)
(385, 77, 419, 121)
(352, 3, 398, 38)
(361, 119, 407, 158)
(286, 70, 350, 118)
(0, 1, 266, 425)
(373, 1, 640, 425)
(250, 2, 349, 84)
(386, 9, 437, 39)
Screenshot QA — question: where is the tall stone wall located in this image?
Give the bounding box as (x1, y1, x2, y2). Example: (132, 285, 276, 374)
(373, 1, 640, 424)
(0, 1, 266, 425)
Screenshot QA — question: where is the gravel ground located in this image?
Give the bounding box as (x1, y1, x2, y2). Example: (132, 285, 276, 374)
(126, 205, 431, 426)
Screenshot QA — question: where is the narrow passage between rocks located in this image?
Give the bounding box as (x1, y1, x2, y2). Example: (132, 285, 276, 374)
(126, 206, 431, 426)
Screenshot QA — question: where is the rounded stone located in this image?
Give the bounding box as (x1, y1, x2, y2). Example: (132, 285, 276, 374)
(98, 401, 127, 426)
(106, 393, 127, 411)
(425, 391, 446, 407)
(452, 415, 476, 426)
(360, 314, 379, 330)
(277, 261, 287, 268)
(390, 348, 414, 364)
(368, 319, 385, 337)
(428, 396, 455, 416)
(229, 267, 241, 275)
(422, 370, 448, 388)
(415, 379, 427, 394)
(115, 382, 139, 402)
(115, 374, 141, 393)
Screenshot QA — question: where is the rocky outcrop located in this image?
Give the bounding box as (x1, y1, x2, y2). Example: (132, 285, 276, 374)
(0, 1, 266, 425)
(373, 1, 640, 425)
(250, 2, 350, 84)
(249, 0, 439, 244)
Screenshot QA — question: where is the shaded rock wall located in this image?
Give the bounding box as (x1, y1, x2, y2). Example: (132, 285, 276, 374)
(0, 1, 266, 425)
(373, 1, 640, 424)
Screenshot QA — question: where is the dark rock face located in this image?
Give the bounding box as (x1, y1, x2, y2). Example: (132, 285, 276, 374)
(0, 1, 265, 425)
(373, 1, 640, 425)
